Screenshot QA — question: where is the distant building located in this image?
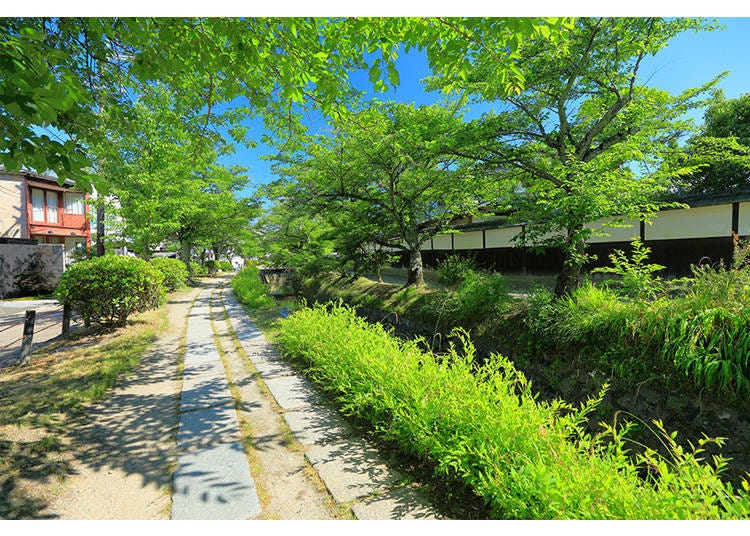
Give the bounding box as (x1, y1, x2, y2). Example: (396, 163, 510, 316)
(0, 168, 91, 265)
(394, 186, 750, 277)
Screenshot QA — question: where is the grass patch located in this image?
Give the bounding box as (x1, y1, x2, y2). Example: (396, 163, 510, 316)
(276, 302, 750, 519)
(0, 307, 167, 519)
(232, 266, 275, 309)
(514, 268, 750, 401)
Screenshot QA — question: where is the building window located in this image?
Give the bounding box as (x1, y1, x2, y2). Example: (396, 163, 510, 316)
(46, 190, 58, 223)
(64, 192, 85, 215)
(31, 188, 45, 221)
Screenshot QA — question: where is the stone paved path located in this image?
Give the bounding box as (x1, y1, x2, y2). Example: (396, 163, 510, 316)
(218, 283, 440, 520)
(41, 276, 442, 520)
(171, 287, 261, 520)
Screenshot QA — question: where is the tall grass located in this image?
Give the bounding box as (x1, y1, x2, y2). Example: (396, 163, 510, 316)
(277, 303, 750, 519)
(520, 262, 750, 398)
(232, 265, 275, 309)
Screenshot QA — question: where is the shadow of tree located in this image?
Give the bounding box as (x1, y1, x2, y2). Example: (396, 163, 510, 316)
(0, 286, 201, 519)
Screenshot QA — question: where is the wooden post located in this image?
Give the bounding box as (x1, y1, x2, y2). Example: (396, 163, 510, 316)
(62, 303, 71, 338)
(18, 310, 36, 366)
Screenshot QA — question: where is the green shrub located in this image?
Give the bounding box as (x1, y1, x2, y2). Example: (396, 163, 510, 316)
(435, 253, 478, 286)
(592, 238, 666, 299)
(149, 257, 188, 292)
(232, 265, 274, 309)
(423, 270, 510, 331)
(277, 303, 750, 519)
(205, 259, 219, 276)
(56, 255, 164, 327)
(70, 246, 98, 262)
(189, 261, 208, 277)
(218, 260, 233, 271)
(519, 269, 750, 397)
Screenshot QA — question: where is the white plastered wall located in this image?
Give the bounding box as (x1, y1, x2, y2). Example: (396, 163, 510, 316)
(585, 217, 640, 243)
(646, 205, 732, 241)
(485, 226, 522, 248)
(739, 202, 750, 236)
(431, 234, 453, 250)
(453, 230, 484, 250)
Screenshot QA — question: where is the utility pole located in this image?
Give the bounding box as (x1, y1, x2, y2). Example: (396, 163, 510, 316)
(96, 201, 105, 256)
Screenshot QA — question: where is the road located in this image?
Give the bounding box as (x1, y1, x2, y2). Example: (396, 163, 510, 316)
(0, 298, 80, 369)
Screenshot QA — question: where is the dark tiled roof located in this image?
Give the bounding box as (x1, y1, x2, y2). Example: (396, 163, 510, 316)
(669, 186, 750, 208)
(447, 188, 750, 233)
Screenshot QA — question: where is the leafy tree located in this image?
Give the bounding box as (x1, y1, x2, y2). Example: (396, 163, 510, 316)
(254, 195, 338, 277)
(171, 165, 259, 272)
(90, 82, 257, 273)
(2, 17, 570, 190)
(669, 92, 750, 193)
(271, 101, 487, 286)
(0, 19, 96, 186)
(703, 91, 750, 144)
(90, 84, 204, 256)
(441, 17, 720, 296)
(330, 217, 398, 283)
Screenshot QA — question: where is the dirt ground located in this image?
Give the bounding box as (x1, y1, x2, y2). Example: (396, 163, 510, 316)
(39, 285, 202, 519)
(30, 277, 340, 520)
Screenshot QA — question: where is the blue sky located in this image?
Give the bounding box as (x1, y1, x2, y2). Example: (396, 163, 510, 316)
(224, 17, 750, 196)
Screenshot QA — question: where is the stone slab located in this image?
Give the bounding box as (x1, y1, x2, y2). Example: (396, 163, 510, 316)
(244, 346, 282, 366)
(184, 342, 221, 365)
(182, 358, 225, 381)
(305, 439, 400, 503)
(177, 403, 241, 451)
(180, 374, 234, 412)
(185, 318, 213, 340)
(351, 487, 441, 520)
(264, 375, 320, 410)
(221, 294, 265, 338)
(253, 358, 295, 379)
(171, 441, 261, 520)
(283, 406, 349, 446)
(231, 321, 266, 343)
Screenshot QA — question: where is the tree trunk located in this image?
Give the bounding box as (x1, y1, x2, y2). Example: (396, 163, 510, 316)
(179, 240, 192, 274)
(406, 248, 424, 286)
(554, 229, 586, 297)
(376, 268, 383, 284)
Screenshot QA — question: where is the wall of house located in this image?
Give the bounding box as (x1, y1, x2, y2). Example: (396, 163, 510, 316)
(0, 173, 26, 239)
(0, 243, 65, 298)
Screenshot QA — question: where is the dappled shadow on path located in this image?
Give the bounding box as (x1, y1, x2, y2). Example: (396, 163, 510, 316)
(69, 347, 181, 486)
(0, 286, 201, 519)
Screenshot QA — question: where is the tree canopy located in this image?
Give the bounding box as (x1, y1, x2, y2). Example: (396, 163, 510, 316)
(668, 92, 750, 194)
(440, 17, 720, 295)
(268, 101, 488, 285)
(1, 17, 569, 191)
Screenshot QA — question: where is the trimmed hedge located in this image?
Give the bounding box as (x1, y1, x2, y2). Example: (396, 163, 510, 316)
(56, 255, 164, 327)
(277, 303, 750, 519)
(149, 257, 189, 292)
